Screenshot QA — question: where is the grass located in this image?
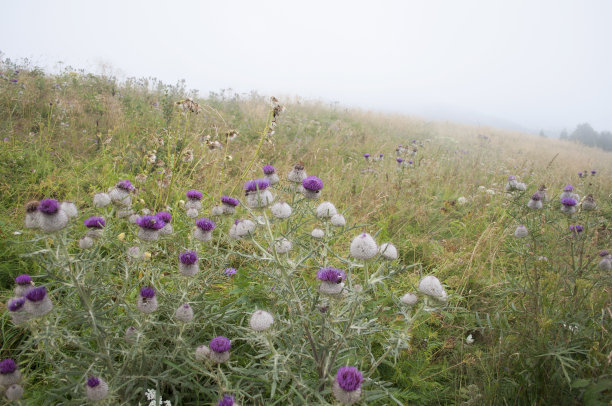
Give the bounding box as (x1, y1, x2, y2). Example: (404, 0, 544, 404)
(0, 58, 611, 405)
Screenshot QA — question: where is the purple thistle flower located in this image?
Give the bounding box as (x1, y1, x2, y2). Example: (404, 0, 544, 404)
(508, 175, 516, 181)
(408, 160, 414, 164)
(243, 178, 270, 192)
(38, 198, 60, 215)
(0, 359, 17, 374)
(363, 153, 370, 158)
(599, 250, 609, 257)
(561, 197, 577, 207)
(179, 250, 198, 265)
(224, 267, 237, 276)
(137, 215, 165, 230)
(591, 170, 597, 175)
(140, 286, 155, 298)
(209, 336, 231, 353)
(530, 193, 541, 201)
(336, 366, 363, 392)
(221, 196, 239, 206)
(87, 376, 101, 388)
(8, 298, 25, 312)
(116, 179, 135, 191)
(379, 154, 384, 157)
(396, 157, 404, 163)
(262, 165, 276, 175)
(15, 274, 32, 285)
(563, 184, 574, 192)
(570, 224, 584, 233)
(84, 216, 105, 228)
(196, 217, 216, 231)
(217, 395, 235, 406)
(25, 286, 47, 302)
(186, 189, 203, 200)
(156, 211, 172, 223)
(317, 267, 346, 283)
(302, 176, 323, 191)
(578, 172, 583, 177)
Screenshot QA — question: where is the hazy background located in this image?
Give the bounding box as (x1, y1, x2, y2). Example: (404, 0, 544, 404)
(1, 0, 611, 135)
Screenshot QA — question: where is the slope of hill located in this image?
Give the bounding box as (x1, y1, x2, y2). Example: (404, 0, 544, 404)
(1, 62, 610, 405)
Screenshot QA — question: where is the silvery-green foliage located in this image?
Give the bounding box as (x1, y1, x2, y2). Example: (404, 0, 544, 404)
(8, 182, 429, 405)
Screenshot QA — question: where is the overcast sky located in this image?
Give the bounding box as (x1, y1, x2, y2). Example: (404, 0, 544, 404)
(1, 0, 611, 133)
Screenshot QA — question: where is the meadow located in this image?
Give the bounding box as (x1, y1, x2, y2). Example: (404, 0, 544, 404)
(0, 59, 611, 405)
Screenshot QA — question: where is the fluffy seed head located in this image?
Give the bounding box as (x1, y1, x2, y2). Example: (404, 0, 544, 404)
(195, 345, 210, 361)
(38, 198, 59, 214)
(25, 200, 39, 213)
(174, 304, 194, 322)
(330, 214, 346, 227)
(4, 384, 24, 401)
(210, 336, 231, 353)
(84, 216, 105, 228)
(93, 193, 111, 208)
(249, 310, 274, 331)
(311, 228, 325, 238)
(275, 238, 292, 253)
(86, 376, 109, 402)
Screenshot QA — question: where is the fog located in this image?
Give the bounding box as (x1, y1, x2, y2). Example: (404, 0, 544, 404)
(1, 0, 611, 134)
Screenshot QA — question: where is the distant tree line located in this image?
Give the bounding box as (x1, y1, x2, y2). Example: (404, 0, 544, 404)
(559, 123, 612, 151)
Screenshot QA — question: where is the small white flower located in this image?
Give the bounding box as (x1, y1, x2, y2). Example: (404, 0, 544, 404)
(486, 189, 495, 195)
(457, 196, 468, 205)
(466, 334, 475, 344)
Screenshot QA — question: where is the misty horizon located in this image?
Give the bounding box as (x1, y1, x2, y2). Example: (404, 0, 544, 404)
(2, 0, 611, 135)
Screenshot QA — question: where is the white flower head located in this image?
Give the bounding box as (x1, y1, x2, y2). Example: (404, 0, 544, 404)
(174, 304, 194, 322)
(379, 242, 398, 260)
(270, 201, 292, 218)
(400, 293, 418, 305)
(349, 233, 378, 260)
(418, 275, 448, 302)
(311, 228, 325, 239)
(316, 202, 337, 218)
(60, 201, 78, 218)
(93, 193, 111, 208)
(249, 310, 274, 331)
(514, 225, 528, 238)
(457, 196, 468, 206)
(330, 214, 346, 227)
(274, 238, 292, 254)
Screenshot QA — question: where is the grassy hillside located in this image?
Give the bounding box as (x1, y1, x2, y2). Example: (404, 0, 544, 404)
(1, 59, 611, 405)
